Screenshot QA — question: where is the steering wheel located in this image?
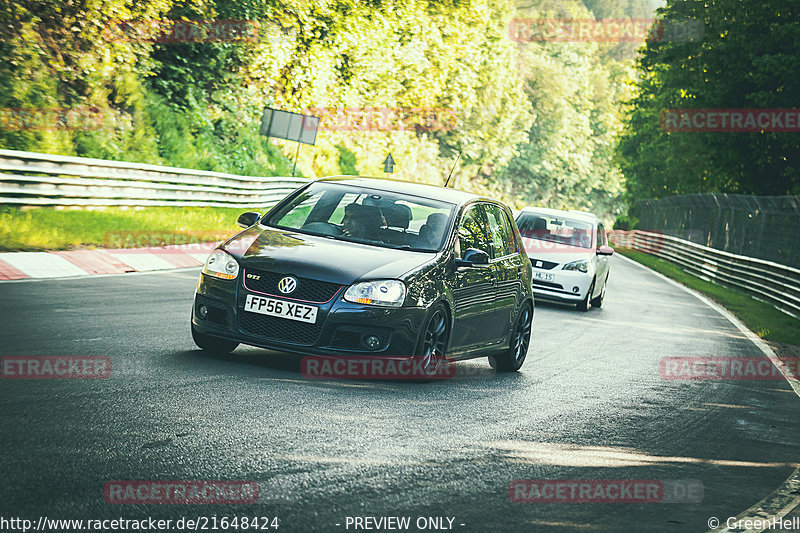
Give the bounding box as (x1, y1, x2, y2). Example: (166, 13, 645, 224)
(301, 221, 344, 236)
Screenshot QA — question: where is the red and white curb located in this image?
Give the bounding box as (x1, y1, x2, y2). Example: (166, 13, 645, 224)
(0, 242, 219, 280)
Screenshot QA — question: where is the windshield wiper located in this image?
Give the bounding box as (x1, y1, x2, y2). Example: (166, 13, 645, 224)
(380, 243, 434, 252)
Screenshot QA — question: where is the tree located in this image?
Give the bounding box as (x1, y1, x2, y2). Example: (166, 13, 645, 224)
(617, 0, 800, 202)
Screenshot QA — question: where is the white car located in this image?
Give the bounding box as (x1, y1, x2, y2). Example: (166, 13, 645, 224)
(514, 207, 614, 311)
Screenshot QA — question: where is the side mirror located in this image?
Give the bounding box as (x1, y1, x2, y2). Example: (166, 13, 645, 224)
(456, 248, 490, 267)
(597, 245, 614, 256)
(237, 212, 260, 228)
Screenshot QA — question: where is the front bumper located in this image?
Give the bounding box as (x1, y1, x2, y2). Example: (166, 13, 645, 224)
(192, 274, 427, 357)
(530, 269, 593, 303)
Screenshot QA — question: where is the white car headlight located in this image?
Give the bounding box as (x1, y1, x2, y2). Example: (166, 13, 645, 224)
(562, 259, 589, 273)
(203, 249, 240, 280)
(344, 280, 406, 307)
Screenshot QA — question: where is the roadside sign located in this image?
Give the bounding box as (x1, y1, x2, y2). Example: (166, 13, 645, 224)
(383, 153, 395, 173)
(260, 107, 319, 146)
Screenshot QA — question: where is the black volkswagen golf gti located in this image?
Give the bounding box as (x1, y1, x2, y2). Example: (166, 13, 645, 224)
(191, 177, 534, 374)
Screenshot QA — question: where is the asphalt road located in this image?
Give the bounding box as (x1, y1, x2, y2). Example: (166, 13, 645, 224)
(1, 255, 798, 532)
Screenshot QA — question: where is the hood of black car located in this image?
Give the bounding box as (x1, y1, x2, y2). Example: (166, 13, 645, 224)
(223, 225, 436, 285)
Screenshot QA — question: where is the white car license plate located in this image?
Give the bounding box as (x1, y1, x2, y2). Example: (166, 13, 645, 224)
(244, 294, 318, 324)
(534, 271, 555, 282)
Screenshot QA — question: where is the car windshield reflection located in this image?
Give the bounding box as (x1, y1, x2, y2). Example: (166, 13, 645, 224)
(265, 182, 455, 252)
(516, 212, 594, 249)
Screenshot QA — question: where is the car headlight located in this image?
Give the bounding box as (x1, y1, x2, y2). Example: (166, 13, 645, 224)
(344, 280, 406, 307)
(202, 249, 239, 280)
(562, 259, 589, 273)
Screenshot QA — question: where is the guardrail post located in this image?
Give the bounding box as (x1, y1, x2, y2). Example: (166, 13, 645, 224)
(790, 217, 800, 269)
(710, 193, 722, 248)
(753, 196, 766, 258)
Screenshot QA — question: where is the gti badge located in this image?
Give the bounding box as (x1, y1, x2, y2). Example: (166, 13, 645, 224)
(246, 273, 261, 280)
(277, 276, 298, 294)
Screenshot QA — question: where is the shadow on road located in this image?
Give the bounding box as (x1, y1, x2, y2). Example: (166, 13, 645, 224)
(177, 346, 303, 373)
(169, 347, 527, 386)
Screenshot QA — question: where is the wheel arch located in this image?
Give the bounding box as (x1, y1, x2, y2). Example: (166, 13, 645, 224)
(424, 297, 453, 353)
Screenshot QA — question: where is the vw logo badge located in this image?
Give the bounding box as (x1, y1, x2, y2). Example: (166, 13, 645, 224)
(277, 276, 297, 294)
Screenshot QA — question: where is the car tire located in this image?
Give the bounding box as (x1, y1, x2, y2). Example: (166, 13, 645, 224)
(591, 274, 608, 308)
(191, 323, 239, 353)
(577, 279, 595, 312)
(490, 302, 533, 372)
(416, 303, 450, 377)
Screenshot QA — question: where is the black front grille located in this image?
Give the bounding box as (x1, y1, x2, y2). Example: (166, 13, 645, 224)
(533, 280, 564, 290)
(239, 312, 323, 346)
(529, 258, 559, 270)
(243, 269, 342, 303)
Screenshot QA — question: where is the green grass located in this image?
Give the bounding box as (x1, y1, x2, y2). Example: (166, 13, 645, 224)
(0, 206, 252, 251)
(274, 204, 314, 227)
(616, 247, 800, 346)
(0, 201, 446, 251)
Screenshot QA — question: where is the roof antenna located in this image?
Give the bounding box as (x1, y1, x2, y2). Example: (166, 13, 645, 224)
(443, 150, 462, 188)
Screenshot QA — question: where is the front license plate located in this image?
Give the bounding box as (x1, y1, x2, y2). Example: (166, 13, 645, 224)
(534, 271, 555, 282)
(244, 294, 318, 323)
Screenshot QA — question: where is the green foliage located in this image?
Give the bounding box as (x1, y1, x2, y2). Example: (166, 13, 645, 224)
(617, 0, 800, 203)
(336, 144, 358, 175)
(0, 0, 650, 219)
(611, 212, 637, 230)
(495, 0, 631, 221)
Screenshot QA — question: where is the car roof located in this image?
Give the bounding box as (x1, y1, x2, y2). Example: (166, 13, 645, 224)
(314, 176, 491, 205)
(517, 205, 600, 222)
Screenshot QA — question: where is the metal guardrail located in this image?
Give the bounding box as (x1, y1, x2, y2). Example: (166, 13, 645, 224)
(635, 193, 800, 268)
(609, 229, 800, 318)
(0, 149, 309, 207)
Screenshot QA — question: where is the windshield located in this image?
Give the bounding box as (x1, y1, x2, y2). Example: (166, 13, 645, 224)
(516, 211, 595, 249)
(265, 182, 455, 252)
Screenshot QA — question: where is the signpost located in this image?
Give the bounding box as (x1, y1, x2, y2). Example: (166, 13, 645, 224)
(259, 107, 320, 176)
(383, 153, 395, 174)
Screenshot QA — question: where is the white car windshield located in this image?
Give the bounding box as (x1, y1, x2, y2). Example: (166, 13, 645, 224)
(516, 212, 595, 249)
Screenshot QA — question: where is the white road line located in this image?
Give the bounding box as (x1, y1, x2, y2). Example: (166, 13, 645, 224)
(109, 253, 175, 271)
(0, 252, 88, 278)
(189, 252, 211, 264)
(614, 254, 800, 533)
(0, 265, 201, 283)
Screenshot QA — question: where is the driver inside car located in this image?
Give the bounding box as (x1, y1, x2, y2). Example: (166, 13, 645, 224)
(341, 203, 382, 241)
